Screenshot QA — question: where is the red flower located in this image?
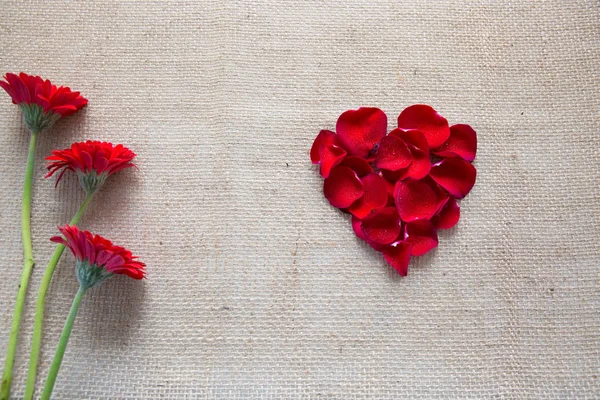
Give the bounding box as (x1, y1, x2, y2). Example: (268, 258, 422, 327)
(51, 225, 145, 287)
(0, 72, 87, 131)
(46, 141, 137, 193)
(311, 105, 477, 276)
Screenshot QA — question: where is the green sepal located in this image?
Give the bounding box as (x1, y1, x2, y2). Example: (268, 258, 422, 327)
(75, 259, 113, 289)
(20, 103, 60, 132)
(77, 170, 107, 194)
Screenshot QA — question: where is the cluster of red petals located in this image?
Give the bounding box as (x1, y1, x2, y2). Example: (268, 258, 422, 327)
(46, 141, 137, 185)
(311, 105, 477, 276)
(0, 72, 87, 117)
(52, 225, 145, 280)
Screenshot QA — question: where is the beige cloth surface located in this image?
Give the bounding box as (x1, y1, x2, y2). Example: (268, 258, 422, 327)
(0, 0, 599, 399)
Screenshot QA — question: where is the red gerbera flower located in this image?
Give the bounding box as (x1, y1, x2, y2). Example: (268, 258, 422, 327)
(311, 105, 477, 276)
(0, 72, 87, 132)
(46, 141, 137, 193)
(51, 225, 145, 287)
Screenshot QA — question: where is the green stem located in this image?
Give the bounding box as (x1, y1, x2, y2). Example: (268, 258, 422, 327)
(24, 192, 94, 399)
(1, 131, 39, 400)
(40, 286, 87, 400)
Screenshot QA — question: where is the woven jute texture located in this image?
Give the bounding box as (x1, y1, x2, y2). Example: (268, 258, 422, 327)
(0, 1, 598, 399)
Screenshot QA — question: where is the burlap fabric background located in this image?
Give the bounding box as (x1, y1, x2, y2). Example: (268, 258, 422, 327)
(0, 1, 598, 399)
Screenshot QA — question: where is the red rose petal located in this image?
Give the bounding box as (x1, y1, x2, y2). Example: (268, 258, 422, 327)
(434, 124, 477, 161)
(348, 173, 388, 219)
(352, 216, 368, 241)
(340, 156, 372, 177)
(310, 129, 335, 163)
(397, 105, 450, 148)
(394, 179, 440, 222)
(429, 157, 477, 198)
(380, 167, 403, 183)
(390, 128, 429, 154)
(404, 220, 438, 256)
(336, 107, 387, 157)
(382, 241, 412, 276)
(427, 176, 451, 215)
(389, 129, 431, 179)
(352, 216, 385, 251)
(319, 143, 347, 178)
(383, 177, 396, 205)
(400, 147, 431, 180)
(323, 166, 364, 208)
(374, 135, 411, 171)
(433, 197, 460, 229)
(361, 207, 402, 245)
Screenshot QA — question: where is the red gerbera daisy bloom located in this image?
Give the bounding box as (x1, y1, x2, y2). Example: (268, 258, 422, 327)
(51, 225, 145, 287)
(46, 141, 137, 193)
(0, 72, 87, 132)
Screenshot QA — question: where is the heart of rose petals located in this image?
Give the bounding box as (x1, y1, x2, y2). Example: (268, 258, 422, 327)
(311, 105, 477, 276)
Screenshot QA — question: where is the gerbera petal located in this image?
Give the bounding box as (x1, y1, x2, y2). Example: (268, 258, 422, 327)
(118, 266, 146, 280)
(94, 153, 110, 175)
(84, 237, 96, 264)
(95, 249, 114, 266)
(323, 166, 365, 208)
(382, 241, 412, 276)
(336, 107, 387, 157)
(103, 254, 126, 272)
(5, 73, 30, 103)
(429, 157, 477, 198)
(71, 95, 88, 109)
(433, 124, 477, 161)
(360, 207, 402, 245)
(19, 73, 41, 98)
(374, 135, 412, 171)
(49, 104, 78, 116)
(76, 231, 91, 259)
(397, 104, 450, 149)
(348, 173, 388, 219)
(0, 79, 16, 102)
(50, 235, 66, 245)
(106, 162, 136, 175)
(80, 151, 93, 172)
(394, 179, 439, 222)
(59, 226, 83, 261)
(404, 220, 438, 256)
(35, 80, 52, 109)
(433, 197, 460, 229)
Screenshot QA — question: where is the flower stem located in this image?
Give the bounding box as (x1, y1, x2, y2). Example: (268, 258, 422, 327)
(0, 131, 39, 400)
(40, 285, 87, 400)
(24, 191, 94, 399)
